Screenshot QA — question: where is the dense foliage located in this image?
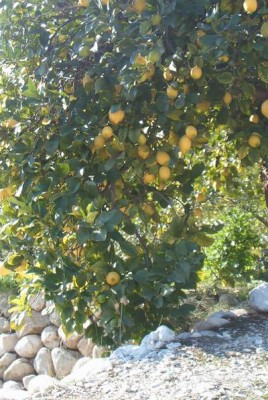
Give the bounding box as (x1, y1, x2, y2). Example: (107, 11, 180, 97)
(204, 208, 262, 285)
(0, 0, 268, 344)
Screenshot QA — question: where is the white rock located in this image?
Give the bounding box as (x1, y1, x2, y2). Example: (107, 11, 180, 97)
(0, 389, 30, 399)
(41, 326, 60, 349)
(0, 353, 17, 378)
(51, 347, 80, 379)
(191, 317, 231, 332)
(208, 311, 238, 320)
(72, 357, 91, 372)
(3, 381, 23, 390)
(22, 375, 36, 390)
(3, 358, 35, 381)
(191, 330, 220, 338)
(109, 345, 140, 361)
(176, 332, 192, 340)
(58, 326, 83, 350)
(140, 331, 159, 349)
(0, 333, 19, 356)
(77, 336, 94, 357)
(49, 311, 61, 327)
(33, 347, 55, 376)
(27, 374, 57, 394)
(249, 282, 268, 312)
(156, 325, 176, 342)
(62, 358, 113, 384)
(28, 293, 46, 312)
(14, 335, 43, 358)
(0, 317, 10, 333)
(232, 307, 258, 317)
(16, 311, 50, 338)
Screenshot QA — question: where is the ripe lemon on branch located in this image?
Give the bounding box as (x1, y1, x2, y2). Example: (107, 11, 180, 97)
(248, 133, 261, 148)
(106, 271, 120, 286)
(109, 105, 125, 125)
(185, 125, 198, 139)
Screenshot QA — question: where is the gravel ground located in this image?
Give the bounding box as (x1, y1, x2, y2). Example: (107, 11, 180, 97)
(32, 314, 268, 400)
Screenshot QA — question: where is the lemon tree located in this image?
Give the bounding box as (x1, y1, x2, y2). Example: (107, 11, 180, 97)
(0, 0, 268, 344)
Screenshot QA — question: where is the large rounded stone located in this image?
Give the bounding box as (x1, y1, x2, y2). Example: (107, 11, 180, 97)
(3, 358, 35, 381)
(0, 333, 19, 356)
(22, 374, 36, 390)
(33, 348, 55, 376)
(0, 317, 10, 334)
(0, 353, 17, 378)
(28, 293, 46, 312)
(41, 326, 60, 349)
(16, 311, 50, 338)
(77, 337, 94, 357)
(14, 335, 43, 358)
(51, 348, 80, 379)
(27, 374, 57, 395)
(58, 326, 83, 350)
(3, 380, 23, 390)
(191, 317, 231, 332)
(249, 282, 268, 312)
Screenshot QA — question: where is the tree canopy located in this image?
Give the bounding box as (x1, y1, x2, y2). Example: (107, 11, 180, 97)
(0, 0, 268, 344)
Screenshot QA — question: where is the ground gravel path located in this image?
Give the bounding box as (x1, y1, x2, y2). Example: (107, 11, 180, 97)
(32, 314, 268, 400)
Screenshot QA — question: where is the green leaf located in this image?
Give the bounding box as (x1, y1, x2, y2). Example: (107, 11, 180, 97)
(56, 163, 70, 177)
(133, 270, 149, 282)
(258, 63, 268, 84)
(216, 72, 233, 84)
(23, 79, 39, 98)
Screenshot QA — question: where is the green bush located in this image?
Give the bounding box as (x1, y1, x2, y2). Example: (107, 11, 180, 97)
(204, 208, 262, 286)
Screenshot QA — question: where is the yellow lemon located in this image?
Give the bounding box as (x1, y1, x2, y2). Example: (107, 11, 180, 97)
(261, 99, 268, 118)
(156, 151, 170, 166)
(179, 135, 192, 154)
(4, 118, 18, 128)
(249, 114, 259, 123)
(137, 133, 147, 145)
(185, 125, 198, 139)
(106, 271, 120, 286)
(261, 22, 268, 38)
(243, 0, 257, 13)
(109, 108, 125, 124)
(196, 100, 210, 113)
(135, 54, 147, 66)
(142, 203, 155, 216)
(163, 68, 173, 81)
(190, 66, 202, 80)
(167, 86, 179, 100)
(248, 133, 261, 148)
(101, 126, 113, 139)
(94, 135, 105, 150)
(138, 145, 150, 159)
(143, 172, 156, 184)
(196, 192, 205, 202)
(159, 166, 171, 181)
(194, 207, 203, 218)
(223, 92, 232, 105)
(218, 55, 229, 62)
(133, 0, 146, 13)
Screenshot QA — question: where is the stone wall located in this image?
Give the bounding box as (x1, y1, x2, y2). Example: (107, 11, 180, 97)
(0, 291, 103, 392)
